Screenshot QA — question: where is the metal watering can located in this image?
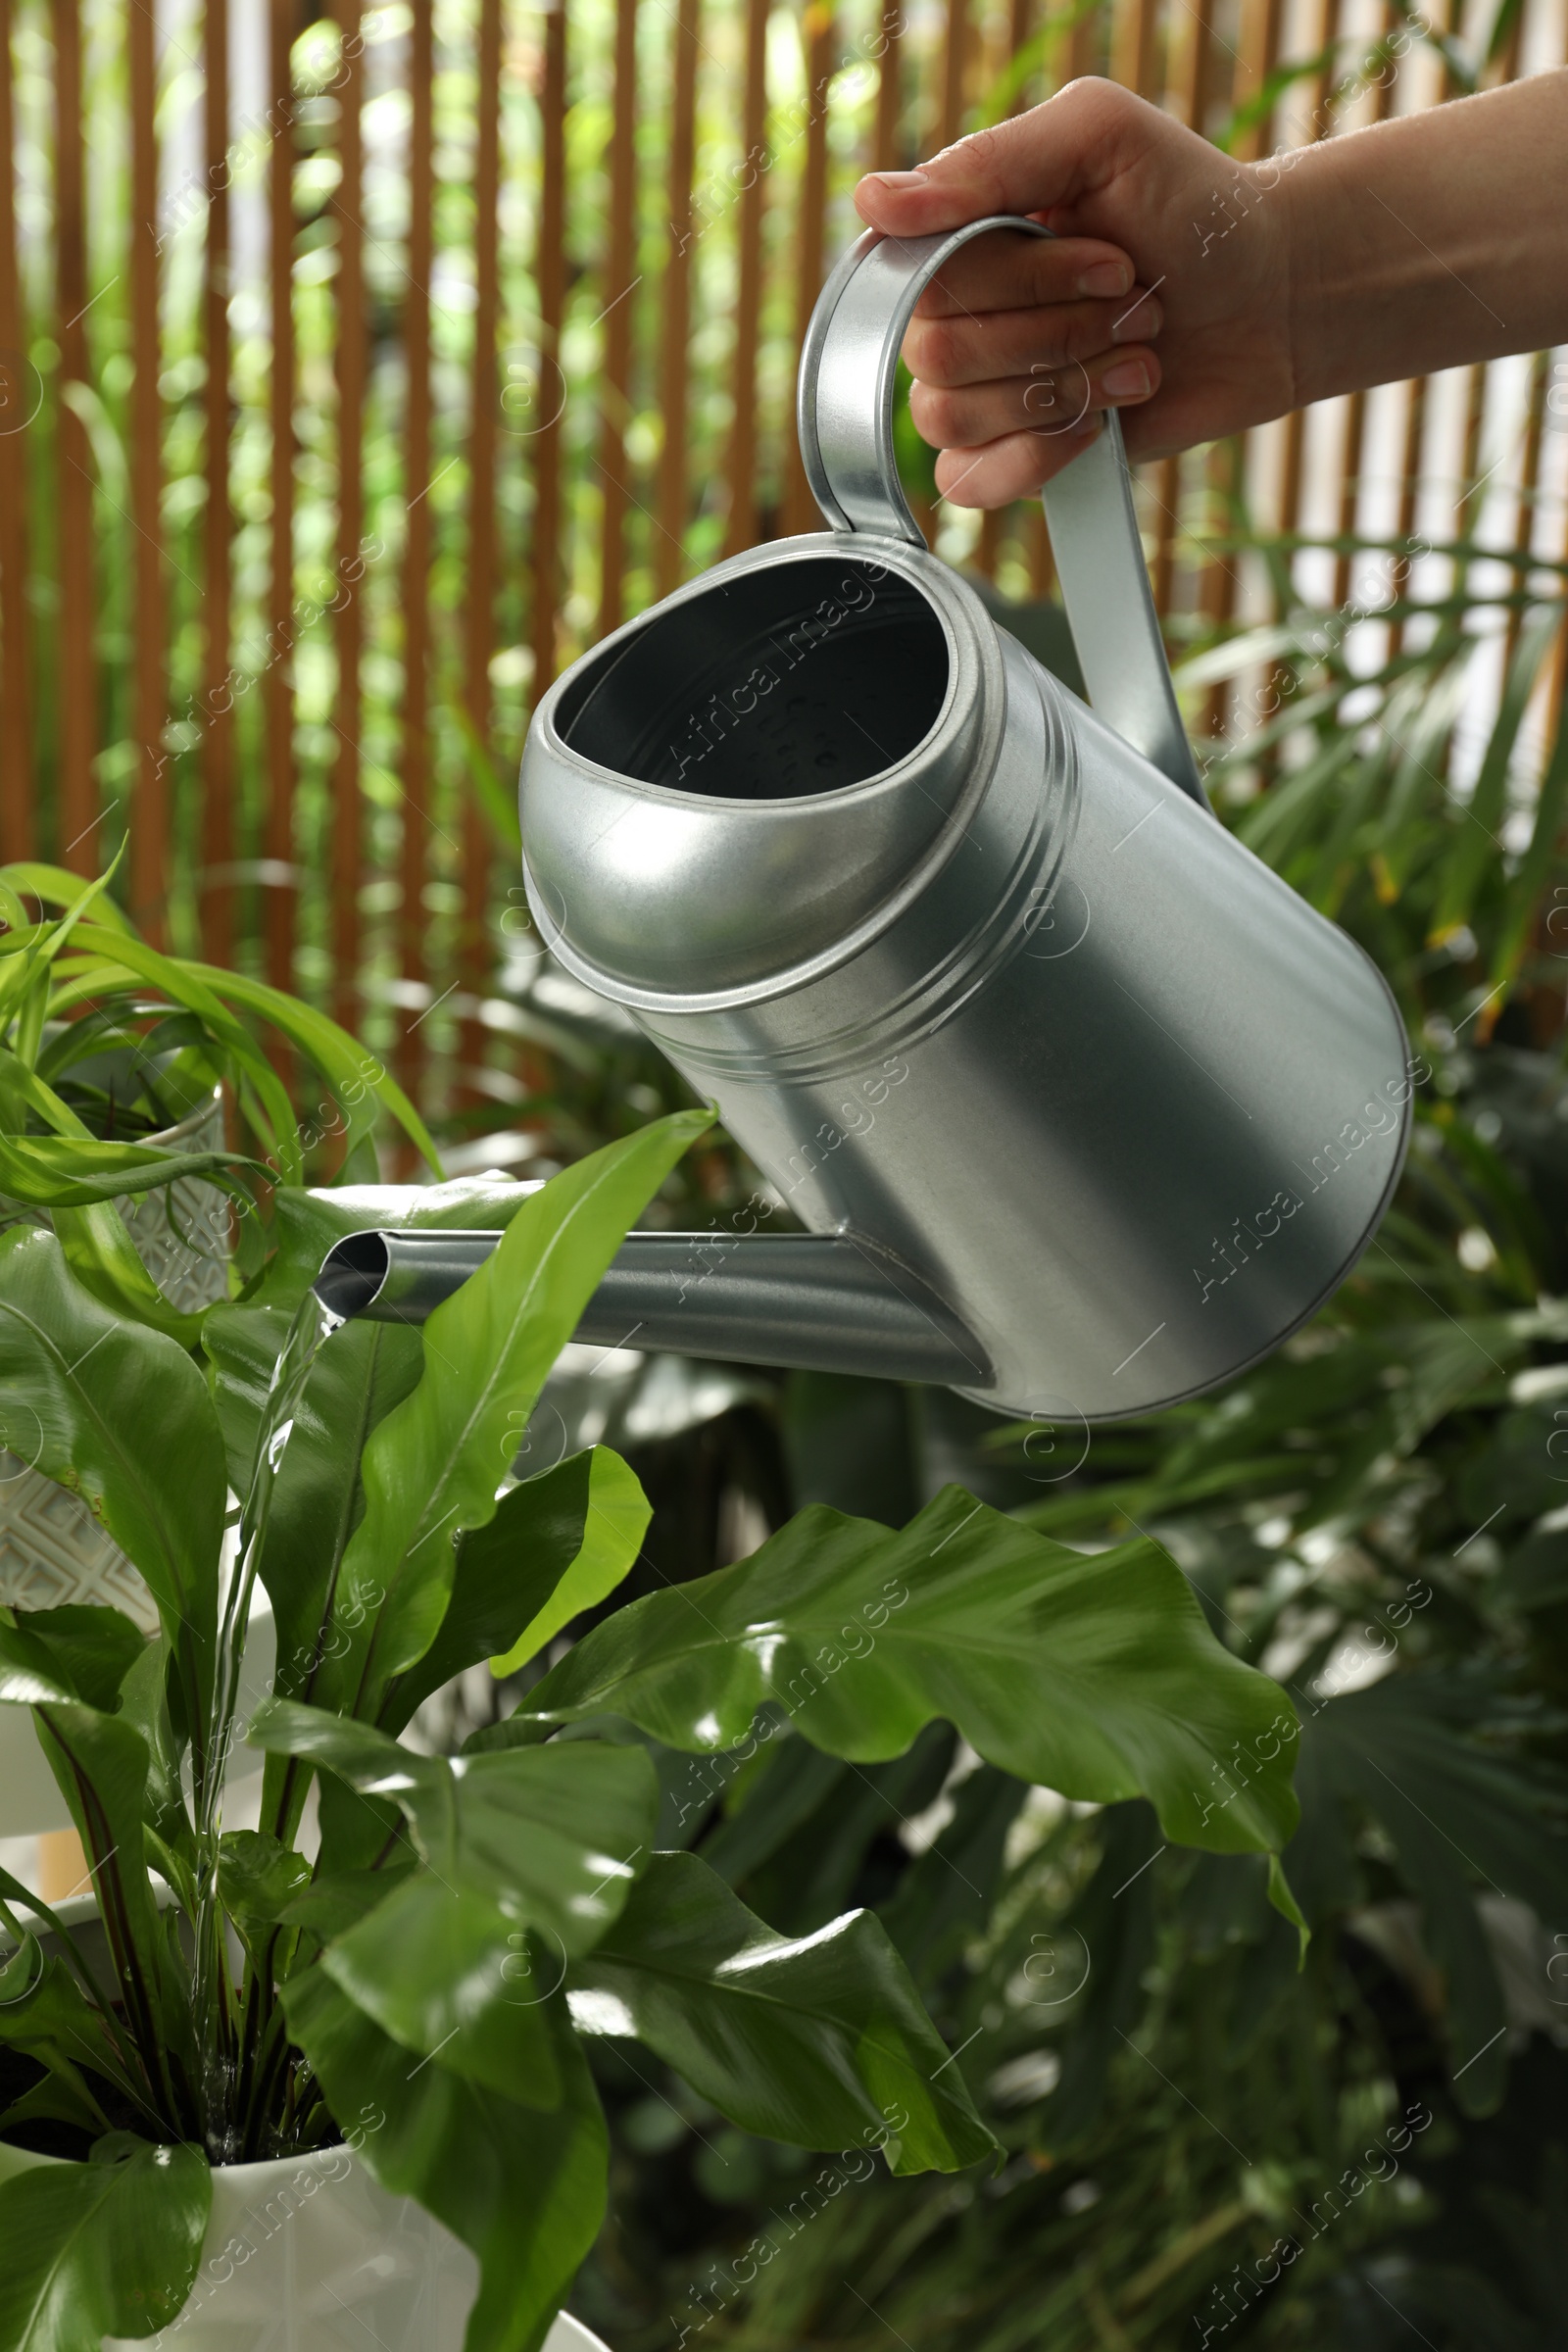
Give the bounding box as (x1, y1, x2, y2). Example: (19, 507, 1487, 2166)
(318, 218, 1413, 1424)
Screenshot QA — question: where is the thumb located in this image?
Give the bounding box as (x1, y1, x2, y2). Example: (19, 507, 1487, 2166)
(853, 80, 1135, 237)
(853, 111, 1071, 238)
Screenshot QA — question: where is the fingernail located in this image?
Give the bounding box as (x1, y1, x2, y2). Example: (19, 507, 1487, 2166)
(1103, 360, 1151, 400)
(865, 169, 929, 190)
(1111, 301, 1158, 343)
(1078, 261, 1131, 298)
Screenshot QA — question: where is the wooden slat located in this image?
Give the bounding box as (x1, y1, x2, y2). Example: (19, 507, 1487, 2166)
(976, 0, 1038, 584)
(872, 0, 904, 170)
(201, 0, 233, 965)
(1151, 0, 1216, 624)
(529, 1, 567, 677)
(939, 0, 966, 149)
(464, 0, 502, 1041)
(1167, 0, 1214, 133)
(654, 0, 697, 593)
(782, 3, 833, 538)
(723, 0, 768, 556)
(399, 0, 434, 1100)
(265, 0, 295, 991)
(329, 0, 364, 1029)
(127, 0, 165, 939)
(0, 0, 33, 856)
(1330, 4, 1396, 614)
(1198, 0, 1282, 735)
(1110, 0, 1159, 104)
(1500, 347, 1545, 678)
(597, 0, 639, 618)
(1272, 0, 1340, 617)
(52, 0, 94, 873)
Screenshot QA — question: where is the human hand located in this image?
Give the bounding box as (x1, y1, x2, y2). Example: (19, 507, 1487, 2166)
(853, 78, 1298, 506)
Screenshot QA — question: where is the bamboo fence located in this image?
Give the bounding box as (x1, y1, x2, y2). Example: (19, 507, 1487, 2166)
(0, 0, 1564, 1112)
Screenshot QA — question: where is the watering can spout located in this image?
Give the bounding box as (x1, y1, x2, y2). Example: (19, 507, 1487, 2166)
(314, 1226, 991, 1389)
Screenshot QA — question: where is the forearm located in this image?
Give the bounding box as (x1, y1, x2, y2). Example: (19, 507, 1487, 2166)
(1282, 71, 1568, 407)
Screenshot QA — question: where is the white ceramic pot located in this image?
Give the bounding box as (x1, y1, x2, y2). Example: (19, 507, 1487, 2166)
(0, 2137, 610, 2352)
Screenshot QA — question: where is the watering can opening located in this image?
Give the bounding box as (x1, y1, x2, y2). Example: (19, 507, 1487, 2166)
(555, 552, 950, 802)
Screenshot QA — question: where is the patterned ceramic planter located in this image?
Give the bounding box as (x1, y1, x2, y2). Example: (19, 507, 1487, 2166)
(0, 2135, 610, 2352)
(0, 1088, 232, 1855)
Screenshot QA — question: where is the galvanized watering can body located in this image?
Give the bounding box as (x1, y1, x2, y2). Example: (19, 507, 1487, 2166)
(329, 220, 1412, 1423)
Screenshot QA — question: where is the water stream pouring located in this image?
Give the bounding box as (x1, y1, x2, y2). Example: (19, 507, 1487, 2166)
(318, 218, 1414, 1422)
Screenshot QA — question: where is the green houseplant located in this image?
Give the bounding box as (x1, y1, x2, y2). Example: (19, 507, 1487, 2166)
(0, 1103, 1306, 2352)
(0, 853, 437, 1344)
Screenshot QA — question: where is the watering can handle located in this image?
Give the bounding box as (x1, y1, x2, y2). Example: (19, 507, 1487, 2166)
(798, 218, 1205, 808)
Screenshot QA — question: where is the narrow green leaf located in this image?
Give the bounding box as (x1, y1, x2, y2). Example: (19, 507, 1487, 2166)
(0, 1133, 259, 1209)
(328, 1109, 710, 1716)
(488, 1448, 650, 1678)
(29, 1704, 166, 2065)
(380, 1449, 612, 1731)
(59, 923, 299, 1179)
(172, 957, 442, 1172)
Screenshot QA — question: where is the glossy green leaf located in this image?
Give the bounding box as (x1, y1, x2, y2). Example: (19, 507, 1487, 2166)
(284, 1970, 606, 2352)
(173, 956, 440, 1170)
(56, 924, 298, 1177)
(513, 1486, 1300, 1855)
(326, 1109, 710, 1716)
(0, 2139, 210, 2350)
(0, 861, 136, 935)
(569, 1850, 996, 2174)
(380, 1449, 619, 1730)
(487, 1447, 651, 1679)
(216, 1831, 311, 1961)
(205, 1303, 423, 1699)
(0, 1605, 144, 1714)
(248, 1699, 660, 1949)
(0, 1229, 221, 1771)
(0, 1944, 148, 2130)
(1290, 1674, 1568, 2116)
(50, 1199, 203, 1347)
(29, 1704, 167, 2064)
(324, 1879, 564, 2108)
(0, 1132, 258, 1209)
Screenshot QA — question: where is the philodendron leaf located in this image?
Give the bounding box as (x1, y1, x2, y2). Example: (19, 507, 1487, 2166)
(285, 1971, 606, 2352)
(324, 1109, 711, 1717)
(1290, 1674, 1568, 2117)
(569, 1850, 997, 2176)
(378, 1448, 629, 1731)
(248, 1699, 659, 1946)
(508, 1487, 1300, 1856)
(0, 1228, 222, 1770)
(216, 1831, 312, 1963)
(249, 1698, 659, 2097)
(0, 2137, 210, 2350)
(488, 1447, 652, 1680)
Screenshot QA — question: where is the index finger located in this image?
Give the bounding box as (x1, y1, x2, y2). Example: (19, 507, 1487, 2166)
(912, 228, 1136, 318)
